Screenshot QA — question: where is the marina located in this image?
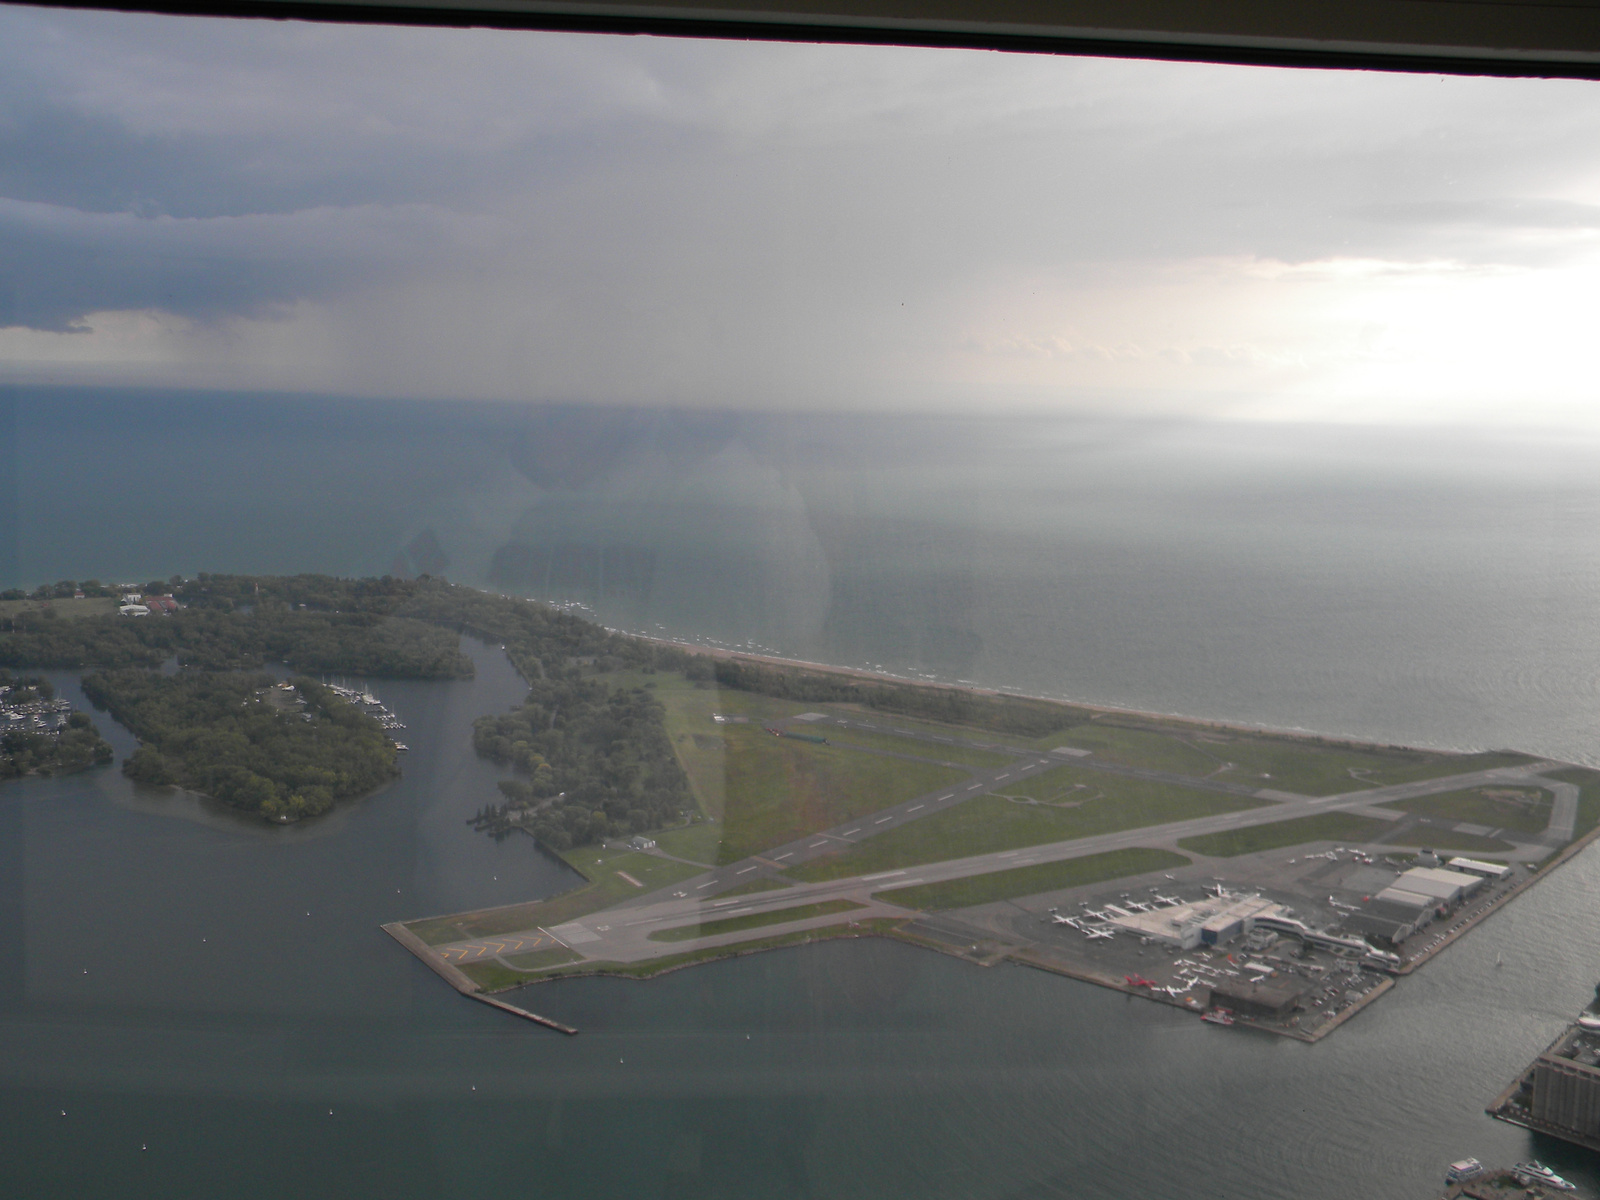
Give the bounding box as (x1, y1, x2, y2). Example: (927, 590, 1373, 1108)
(323, 680, 409, 750)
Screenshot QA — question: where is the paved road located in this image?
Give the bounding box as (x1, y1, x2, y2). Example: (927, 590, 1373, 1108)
(437, 754, 1578, 967)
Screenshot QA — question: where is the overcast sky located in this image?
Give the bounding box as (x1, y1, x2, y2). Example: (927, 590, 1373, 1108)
(4, 5, 1600, 425)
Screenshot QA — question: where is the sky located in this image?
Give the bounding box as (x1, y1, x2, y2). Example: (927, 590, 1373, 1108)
(4, 6, 1600, 426)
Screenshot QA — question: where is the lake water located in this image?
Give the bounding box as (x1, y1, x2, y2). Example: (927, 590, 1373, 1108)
(7, 392, 1600, 1197)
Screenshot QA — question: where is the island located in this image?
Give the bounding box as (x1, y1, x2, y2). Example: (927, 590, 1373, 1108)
(388, 628, 1599, 1044)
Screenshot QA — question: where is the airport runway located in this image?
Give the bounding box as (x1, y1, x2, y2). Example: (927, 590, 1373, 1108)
(434, 755, 1575, 967)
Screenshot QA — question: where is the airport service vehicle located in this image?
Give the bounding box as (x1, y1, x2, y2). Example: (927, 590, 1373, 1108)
(1512, 1163, 1576, 1191)
(1200, 1010, 1235, 1026)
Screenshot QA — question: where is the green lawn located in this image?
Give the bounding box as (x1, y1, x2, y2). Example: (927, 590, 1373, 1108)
(817, 725, 1014, 769)
(1374, 786, 1553, 834)
(875, 848, 1188, 911)
(648, 898, 865, 942)
(787, 770, 1268, 882)
(1177, 813, 1394, 857)
(650, 820, 724, 865)
(405, 847, 705, 945)
(714, 722, 966, 863)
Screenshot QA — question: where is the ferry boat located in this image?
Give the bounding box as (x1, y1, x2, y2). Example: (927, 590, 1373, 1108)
(1445, 1159, 1484, 1185)
(1576, 1013, 1600, 1033)
(1512, 1162, 1576, 1191)
(1200, 1009, 1234, 1026)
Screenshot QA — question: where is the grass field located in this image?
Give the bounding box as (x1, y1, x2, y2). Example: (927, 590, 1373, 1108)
(1374, 786, 1553, 834)
(648, 898, 865, 942)
(650, 821, 723, 865)
(405, 846, 704, 945)
(787, 769, 1267, 882)
(458, 960, 530, 990)
(0, 596, 117, 621)
(716, 876, 793, 897)
(1177, 813, 1394, 857)
(1024, 717, 1534, 797)
(713, 721, 965, 863)
(814, 725, 1014, 769)
(875, 848, 1188, 911)
(532, 918, 909, 981)
(502, 946, 583, 970)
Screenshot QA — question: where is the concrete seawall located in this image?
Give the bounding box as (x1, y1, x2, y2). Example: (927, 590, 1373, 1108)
(381, 922, 578, 1035)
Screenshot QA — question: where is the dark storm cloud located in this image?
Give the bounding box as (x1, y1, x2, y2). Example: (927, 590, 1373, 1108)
(0, 197, 472, 331)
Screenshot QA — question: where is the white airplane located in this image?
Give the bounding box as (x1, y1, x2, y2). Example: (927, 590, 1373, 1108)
(1124, 901, 1152, 912)
(1328, 895, 1359, 912)
(1205, 883, 1228, 897)
(1154, 895, 1181, 907)
(1085, 908, 1112, 921)
(1049, 913, 1082, 928)
(1084, 928, 1114, 940)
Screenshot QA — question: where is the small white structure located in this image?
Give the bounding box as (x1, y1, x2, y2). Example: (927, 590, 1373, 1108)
(1447, 857, 1511, 881)
(118, 604, 151, 617)
(628, 835, 657, 851)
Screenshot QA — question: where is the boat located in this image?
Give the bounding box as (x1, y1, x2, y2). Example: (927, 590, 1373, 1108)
(1577, 1013, 1600, 1033)
(393, 743, 409, 752)
(1511, 1162, 1576, 1191)
(1445, 1159, 1484, 1185)
(1200, 1009, 1234, 1026)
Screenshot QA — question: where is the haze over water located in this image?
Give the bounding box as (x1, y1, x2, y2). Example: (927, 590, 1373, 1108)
(5, 391, 1600, 1198)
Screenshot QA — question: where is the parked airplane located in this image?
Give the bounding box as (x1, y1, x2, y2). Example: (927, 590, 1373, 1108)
(1084, 908, 1112, 921)
(1124, 974, 1157, 988)
(1084, 928, 1114, 940)
(1154, 895, 1181, 906)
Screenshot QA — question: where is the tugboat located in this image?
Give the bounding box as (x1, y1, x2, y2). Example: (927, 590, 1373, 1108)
(1511, 1162, 1577, 1191)
(1200, 1008, 1235, 1026)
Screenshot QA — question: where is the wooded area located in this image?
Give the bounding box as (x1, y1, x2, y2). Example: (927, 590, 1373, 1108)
(80, 671, 398, 820)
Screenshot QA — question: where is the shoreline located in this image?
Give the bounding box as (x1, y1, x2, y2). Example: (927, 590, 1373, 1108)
(639, 635, 1530, 759)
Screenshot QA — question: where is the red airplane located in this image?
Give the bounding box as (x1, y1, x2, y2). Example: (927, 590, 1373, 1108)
(1124, 974, 1157, 988)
